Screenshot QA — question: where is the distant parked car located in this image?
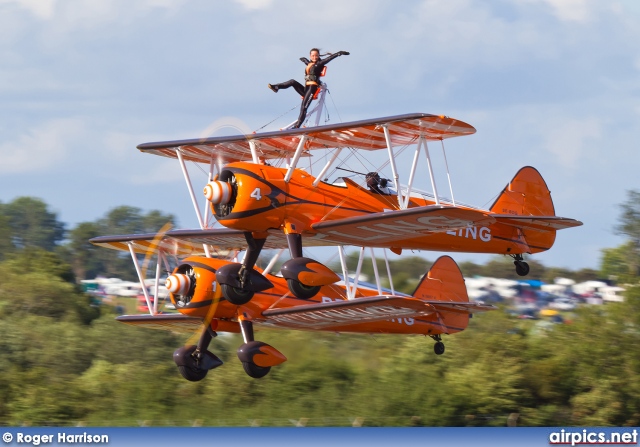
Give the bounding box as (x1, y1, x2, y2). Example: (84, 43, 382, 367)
(549, 297, 577, 311)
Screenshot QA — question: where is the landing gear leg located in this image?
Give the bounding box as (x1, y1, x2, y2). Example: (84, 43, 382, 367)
(173, 326, 223, 382)
(218, 232, 272, 305)
(282, 233, 322, 299)
(287, 233, 303, 258)
(237, 319, 272, 379)
(430, 334, 445, 355)
(511, 254, 530, 277)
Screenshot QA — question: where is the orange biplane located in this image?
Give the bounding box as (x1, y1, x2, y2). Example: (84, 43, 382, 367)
(131, 112, 582, 305)
(88, 226, 495, 381)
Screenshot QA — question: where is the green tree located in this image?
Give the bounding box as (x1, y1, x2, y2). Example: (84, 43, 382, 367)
(615, 190, 640, 275)
(1, 197, 65, 251)
(62, 222, 104, 280)
(0, 210, 14, 260)
(71, 206, 177, 280)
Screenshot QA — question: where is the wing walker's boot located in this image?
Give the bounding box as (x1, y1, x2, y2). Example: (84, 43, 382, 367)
(268, 83, 279, 92)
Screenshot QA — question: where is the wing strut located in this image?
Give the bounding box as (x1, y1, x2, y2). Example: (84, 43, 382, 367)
(284, 135, 308, 182)
(249, 140, 260, 164)
(128, 242, 154, 315)
(441, 139, 456, 206)
(262, 248, 285, 276)
(337, 246, 353, 300)
(402, 136, 424, 209)
(175, 149, 211, 257)
(382, 125, 402, 207)
(369, 247, 382, 295)
(312, 148, 342, 188)
(383, 249, 395, 295)
(350, 246, 366, 299)
(153, 252, 163, 314)
(423, 137, 440, 206)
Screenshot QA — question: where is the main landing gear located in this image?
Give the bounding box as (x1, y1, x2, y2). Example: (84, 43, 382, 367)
(173, 326, 223, 382)
(215, 232, 273, 305)
(279, 233, 339, 300)
(237, 319, 287, 379)
(173, 319, 287, 381)
(216, 231, 339, 303)
(431, 335, 445, 356)
(511, 254, 530, 277)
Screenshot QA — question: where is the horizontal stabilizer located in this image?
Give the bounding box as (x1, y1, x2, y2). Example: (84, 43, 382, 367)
(493, 215, 583, 232)
(311, 206, 495, 246)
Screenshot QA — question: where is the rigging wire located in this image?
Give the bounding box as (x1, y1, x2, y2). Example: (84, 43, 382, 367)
(253, 104, 299, 133)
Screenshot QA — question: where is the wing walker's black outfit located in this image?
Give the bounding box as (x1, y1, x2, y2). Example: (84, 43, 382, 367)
(270, 52, 347, 128)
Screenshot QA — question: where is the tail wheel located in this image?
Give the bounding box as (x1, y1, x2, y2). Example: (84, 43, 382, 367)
(242, 361, 271, 379)
(514, 261, 530, 276)
(178, 365, 208, 382)
(287, 279, 320, 300)
(434, 342, 445, 355)
(221, 283, 254, 305)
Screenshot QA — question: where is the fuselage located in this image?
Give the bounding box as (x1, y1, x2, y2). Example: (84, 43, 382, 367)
(212, 162, 555, 255)
(170, 256, 465, 336)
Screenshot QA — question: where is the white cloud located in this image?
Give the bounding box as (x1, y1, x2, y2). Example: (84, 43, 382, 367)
(542, 117, 601, 169)
(234, 0, 273, 11)
(542, 0, 592, 23)
(128, 159, 183, 185)
(0, 0, 56, 20)
(0, 118, 84, 173)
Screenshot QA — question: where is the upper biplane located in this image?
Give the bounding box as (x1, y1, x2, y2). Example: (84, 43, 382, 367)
(128, 111, 582, 305)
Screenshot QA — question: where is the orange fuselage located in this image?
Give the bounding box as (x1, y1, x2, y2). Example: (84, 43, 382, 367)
(172, 256, 467, 337)
(212, 162, 555, 255)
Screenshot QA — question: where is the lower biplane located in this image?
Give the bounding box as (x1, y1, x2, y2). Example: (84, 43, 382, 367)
(88, 229, 496, 381)
(133, 109, 582, 304)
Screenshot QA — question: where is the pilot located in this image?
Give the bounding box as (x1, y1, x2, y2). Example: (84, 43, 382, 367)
(365, 172, 390, 195)
(268, 48, 350, 128)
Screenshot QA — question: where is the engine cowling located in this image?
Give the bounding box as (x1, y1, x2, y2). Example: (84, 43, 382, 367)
(208, 165, 287, 232)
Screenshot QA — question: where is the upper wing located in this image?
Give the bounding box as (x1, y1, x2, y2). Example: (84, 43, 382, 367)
(260, 295, 495, 330)
(310, 206, 496, 246)
(116, 313, 204, 333)
(137, 113, 475, 164)
(493, 215, 583, 232)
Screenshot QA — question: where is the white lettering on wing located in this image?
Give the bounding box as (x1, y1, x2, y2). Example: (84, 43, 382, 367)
(324, 214, 477, 241)
(446, 226, 492, 242)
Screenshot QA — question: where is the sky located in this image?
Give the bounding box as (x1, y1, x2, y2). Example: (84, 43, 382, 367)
(1, 0, 639, 271)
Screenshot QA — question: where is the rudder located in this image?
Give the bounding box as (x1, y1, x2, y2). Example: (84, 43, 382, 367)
(490, 166, 555, 216)
(411, 256, 469, 332)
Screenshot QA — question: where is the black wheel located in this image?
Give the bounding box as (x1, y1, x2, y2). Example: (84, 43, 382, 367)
(434, 341, 445, 355)
(242, 361, 271, 379)
(222, 283, 254, 305)
(178, 365, 208, 382)
(514, 261, 530, 277)
(287, 279, 320, 299)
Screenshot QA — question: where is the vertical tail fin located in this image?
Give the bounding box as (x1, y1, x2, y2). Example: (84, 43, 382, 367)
(490, 166, 555, 216)
(411, 256, 469, 332)
(490, 167, 558, 253)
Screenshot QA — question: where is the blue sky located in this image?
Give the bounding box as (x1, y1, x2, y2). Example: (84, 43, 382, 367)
(1, 0, 639, 270)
